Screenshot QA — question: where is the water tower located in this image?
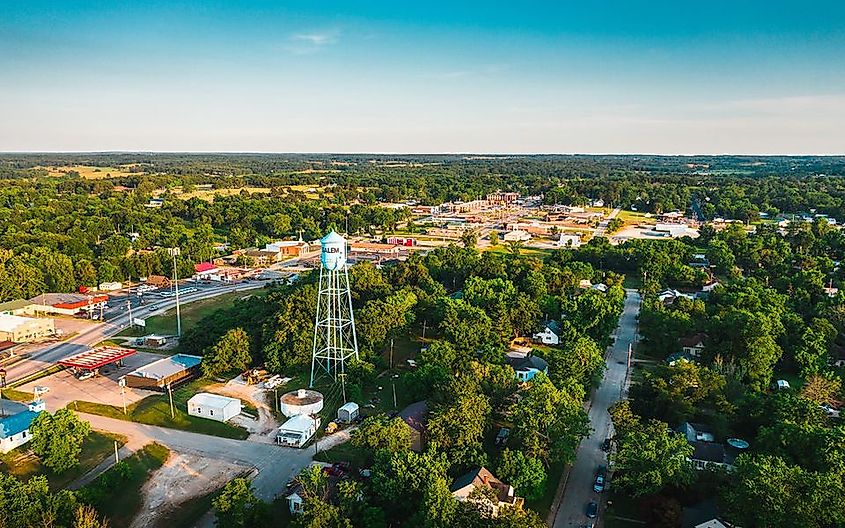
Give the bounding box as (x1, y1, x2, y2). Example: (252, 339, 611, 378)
(310, 231, 359, 386)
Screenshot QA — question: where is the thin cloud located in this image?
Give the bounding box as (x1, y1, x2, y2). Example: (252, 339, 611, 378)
(283, 30, 340, 54)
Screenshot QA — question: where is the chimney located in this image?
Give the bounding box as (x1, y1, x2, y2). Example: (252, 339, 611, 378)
(482, 474, 489, 485)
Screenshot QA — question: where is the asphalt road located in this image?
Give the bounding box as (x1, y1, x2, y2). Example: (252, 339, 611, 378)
(594, 207, 622, 238)
(78, 413, 312, 501)
(552, 289, 640, 528)
(4, 282, 264, 385)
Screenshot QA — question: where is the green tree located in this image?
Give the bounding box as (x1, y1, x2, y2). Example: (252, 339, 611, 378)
(212, 478, 265, 527)
(30, 409, 91, 473)
(488, 230, 499, 246)
(351, 416, 412, 453)
(73, 505, 110, 528)
(427, 392, 491, 467)
(202, 327, 252, 378)
(0, 474, 78, 528)
(496, 448, 547, 501)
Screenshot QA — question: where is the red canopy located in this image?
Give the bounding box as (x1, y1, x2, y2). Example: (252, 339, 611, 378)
(58, 346, 136, 370)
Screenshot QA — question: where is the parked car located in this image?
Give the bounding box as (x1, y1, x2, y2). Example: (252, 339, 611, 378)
(76, 370, 95, 381)
(821, 404, 841, 418)
(586, 501, 598, 518)
(601, 438, 612, 452)
(593, 465, 607, 492)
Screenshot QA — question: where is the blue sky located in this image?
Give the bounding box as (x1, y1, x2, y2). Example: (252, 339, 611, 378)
(1, 1, 844, 153)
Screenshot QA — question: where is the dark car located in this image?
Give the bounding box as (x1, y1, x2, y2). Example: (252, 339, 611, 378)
(601, 438, 612, 452)
(586, 501, 598, 518)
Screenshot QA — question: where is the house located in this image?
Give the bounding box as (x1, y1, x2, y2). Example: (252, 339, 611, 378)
(450, 467, 523, 517)
(0, 400, 46, 453)
(276, 415, 319, 448)
(400, 400, 428, 452)
(532, 320, 562, 345)
(701, 280, 720, 293)
(0, 314, 55, 343)
(678, 422, 716, 443)
(187, 393, 241, 422)
(682, 500, 731, 528)
(658, 288, 694, 305)
(0, 299, 37, 316)
(505, 352, 549, 383)
(194, 262, 220, 281)
(337, 402, 359, 423)
(689, 254, 711, 268)
(145, 198, 164, 208)
(679, 334, 706, 358)
(122, 353, 202, 391)
(689, 441, 736, 471)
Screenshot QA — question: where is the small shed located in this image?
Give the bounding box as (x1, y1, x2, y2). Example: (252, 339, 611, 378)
(277, 415, 320, 448)
(187, 393, 241, 422)
(337, 402, 359, 423)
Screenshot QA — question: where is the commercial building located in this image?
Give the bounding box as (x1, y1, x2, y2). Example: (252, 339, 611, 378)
(265, 240, 311, 257)
(122, 353, 202, 390)
(0, 299, 36, 316)
(486, 191, 519, 205)
(503, 230, 531, 242)
(0, 400, 46, 453)
(187, 393, 242, 422)
(276, 414, 320, 448)
(28, 293, 109, 316)
(194, 262, 220, 281)
(0, 314, 55, 343)
(349, 242, 402, 259)
(386, 236, 416, 247)
(557, 233, 582, 248)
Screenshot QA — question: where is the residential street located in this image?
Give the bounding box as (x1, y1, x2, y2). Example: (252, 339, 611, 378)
(78, 413, 313, 501)
(593, 207, 622, 238)
(552, 289, 640, 528)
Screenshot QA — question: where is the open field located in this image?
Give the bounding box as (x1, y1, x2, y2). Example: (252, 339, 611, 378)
(70, 379, 249, 440)
(617, 209, 656, 226)
(0, 430, 127, 490)
(174, 186, 272, 201)
(119, 289, 269, 337)
(35, 165, 144, 179)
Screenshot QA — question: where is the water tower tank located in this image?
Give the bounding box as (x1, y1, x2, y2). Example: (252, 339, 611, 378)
(320, 231, 347, 271)
(279, 388, 324, 417)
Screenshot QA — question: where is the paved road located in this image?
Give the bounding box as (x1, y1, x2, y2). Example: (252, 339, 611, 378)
(78, 413, 312, 501)
(5, 283, 263, 385)
(594, 207, 622, 238)
(552, 289, 640, 528)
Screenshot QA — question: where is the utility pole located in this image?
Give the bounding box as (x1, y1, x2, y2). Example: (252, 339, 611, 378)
(127, 300, 133, 329)
(421, 320, 427, 339)
(169, 248, 182, 337)
(167, 383, 175, 419)
(389, 338, 394, 369)
(392, 374, 399, 408)
(119, 378, 127, 415)
(114, 441, 119, 464)
(313, 415, 319, 455)
(339, 373, 347, 404)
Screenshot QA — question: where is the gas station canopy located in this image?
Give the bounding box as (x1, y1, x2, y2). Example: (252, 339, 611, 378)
(58, 346, 136, 371)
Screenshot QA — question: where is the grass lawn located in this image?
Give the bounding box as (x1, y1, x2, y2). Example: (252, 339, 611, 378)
(80, 443, 170, 528)
(70, 379, 249, 440)
(1, 387, 34, 402)
(604, 491, 647, 527)
(118, 289, 269, 337)
(617, 209, 656, 226)
(0, 430, 127, 490)
(313, 441, 370, 471)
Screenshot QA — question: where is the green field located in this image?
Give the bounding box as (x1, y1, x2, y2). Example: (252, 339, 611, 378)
(119, 289, 268, 337)
(0, 430, 127, 490)
(80, 443, 170, 528)
(70, 379, 249, 440)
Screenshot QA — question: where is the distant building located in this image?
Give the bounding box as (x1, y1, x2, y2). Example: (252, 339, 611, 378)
(349, 242, 402, 258)
(400, 400, 429, 452)
(0, 400, 45, 453)
(0, 299, 36, 316)
(386, 236, 417, 247)
(145, 198, 164, 208)
(145, 275, 170, 287)
(265, 240, 311, 257)
(187, 393, 241, 422)
(28, 293, 109, 316)
(194, 262, 220, 281)
(503, 230, 531, 242)
(557, 233, 582, 248)
(486, 191, 519, 205)
(122, 353, 202, 391)
(0, 314, 55, 343)
(442, 200, 486, 213)
(450, 467, 523, 517)
(679, 334, 706, 358)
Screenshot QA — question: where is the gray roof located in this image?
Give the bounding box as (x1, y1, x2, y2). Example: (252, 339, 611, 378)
(506, 354, 549, 373)
(0, 299, 32, 313)
(544, 320, 563, 335)
(400, 400, 429, 433)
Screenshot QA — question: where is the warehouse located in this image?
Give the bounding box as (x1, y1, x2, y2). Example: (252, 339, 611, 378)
(187, 393, 241, 422)
(122, 353, 202, 390)
(0, 314, 55, 343)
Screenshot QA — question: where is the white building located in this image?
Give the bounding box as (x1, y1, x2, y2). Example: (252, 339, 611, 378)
(654, 223, 691, 237)
(276, 414, 320, 448)
(503, 230, 531, 242)
(187, 393, 241, 422)
(0, 313, 55, 343)
(557, 233, 582, 248)
(0, 400, 45, 453)
(532, 321, 562, 345)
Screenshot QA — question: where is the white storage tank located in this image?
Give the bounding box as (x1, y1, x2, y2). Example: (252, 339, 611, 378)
(279, 388, 324, 418)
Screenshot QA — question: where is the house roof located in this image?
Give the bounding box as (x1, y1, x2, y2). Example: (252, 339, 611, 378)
(544, 320, 563, 335)
(188, 393, 240, 409)
(194, 262, 217, 273)
(679, 333, 707, 348)
(0, 299, 32, 313)
(450, 467, 516, 504)
(279, 414, 315, 434)
(690, 441, 735, 464)
(505, 354, 549, 373)
(400, 400, 428, 433)
(0, 409, 41, 439)
(124, 354, 202, 381)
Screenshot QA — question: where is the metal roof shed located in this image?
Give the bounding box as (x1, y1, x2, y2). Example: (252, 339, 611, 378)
(337, 402, 359, 423)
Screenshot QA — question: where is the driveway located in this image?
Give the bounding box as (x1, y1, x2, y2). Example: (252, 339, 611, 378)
(552, 289, 640, 527)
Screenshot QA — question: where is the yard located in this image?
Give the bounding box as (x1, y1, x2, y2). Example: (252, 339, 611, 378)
(0, 430, 127, 490)
(617, 209, 656, 226)
(69, 379, 249, 440)
(118, 289, 269, 337)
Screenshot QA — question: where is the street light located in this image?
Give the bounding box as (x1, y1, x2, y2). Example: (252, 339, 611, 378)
(167, 248, 182, 337)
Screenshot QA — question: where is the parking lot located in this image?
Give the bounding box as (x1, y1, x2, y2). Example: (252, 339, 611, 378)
(19, 351, 165, 410)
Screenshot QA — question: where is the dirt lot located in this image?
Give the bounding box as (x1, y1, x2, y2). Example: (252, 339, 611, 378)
(208, 376, 282, 443)
(19, 351, 166, 410)
(130, 452, 252, 528)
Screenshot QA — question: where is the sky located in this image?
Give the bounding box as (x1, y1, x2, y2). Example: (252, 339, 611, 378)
(1, 1, 844, 154)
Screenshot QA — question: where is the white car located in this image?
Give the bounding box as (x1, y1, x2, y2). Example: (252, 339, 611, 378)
(821, 404, 841, 419)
